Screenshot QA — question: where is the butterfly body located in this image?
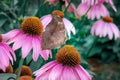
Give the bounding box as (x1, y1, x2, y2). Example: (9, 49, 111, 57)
(41, 14, 66, 50)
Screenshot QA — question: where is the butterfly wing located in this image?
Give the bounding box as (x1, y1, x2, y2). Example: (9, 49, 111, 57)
(41, 14, 66, 50)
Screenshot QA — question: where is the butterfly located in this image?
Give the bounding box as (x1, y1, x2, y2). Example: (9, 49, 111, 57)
(41, 14, 66, 50)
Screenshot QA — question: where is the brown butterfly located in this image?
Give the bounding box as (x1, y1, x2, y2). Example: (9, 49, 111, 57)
(41, 14, 66, 50)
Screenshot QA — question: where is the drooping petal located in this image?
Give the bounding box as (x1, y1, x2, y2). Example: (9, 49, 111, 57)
(106, 23, 113, 39)
(12, 33, 24, 51)
(0, 43, 14, 64)
(77, 2, 89, 16)
(110, 23, 120, 40)
(2, 29, 21, 41)
(103, 23, 108, 37)
(34, 61, 57, 76)
(48, 64, 63, 80)
(63, 18, 76, 38)
(21, 35, 32, 58)
(0, 63, 6, 72)
(41, 14, 52, 30)
(0, 47, 9, 67)
(32, 36, 41, 61)
(100, 4, 109, 17)
(91, 20, 99, 35)
(88, 3, 109, 20)
(41, 50, 51, 60)
(75, 65, 92, 80)
(105, 0, 117, 12)
(95, 20, 103, 36)
(35, 69, 51, 80)
(61, 66, 80, 80)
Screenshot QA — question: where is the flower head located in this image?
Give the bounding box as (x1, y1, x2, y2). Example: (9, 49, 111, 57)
(34, 45, 92, 80)
(77, 2, 109, 20)
(15, 65, 32, 76)
(21, 16, 43, 35)
(0, 34, 16, 72)
(91, 16, 120, 40)
(18, 76, 34, 80)
(77, 0, 117, 20)
(41, 10, 76, 39)
(56, 45, 81, 66)
(2, 16, 52, 61)
(81, 0, 117, 11)
(81, 0, 103, 5)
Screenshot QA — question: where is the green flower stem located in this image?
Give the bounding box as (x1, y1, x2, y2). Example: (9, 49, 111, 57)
(16, 58, 24, 79)
(86, 37, 99, 58)
(64, 0, 72, 14)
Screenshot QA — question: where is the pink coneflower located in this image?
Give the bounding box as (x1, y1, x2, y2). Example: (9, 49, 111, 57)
(77, 2, 109, 20)
(41, 10, 76, 38)
(91, 16, 120, 40)
(2, 16, 51, 61)
(81, 0, 117, 12)
(81, 0, 104, 5)
(34, 45, 92, 80)
(0, 34, 16, 72)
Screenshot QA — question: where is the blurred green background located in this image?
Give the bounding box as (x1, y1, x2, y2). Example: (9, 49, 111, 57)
(0, 0, 120, 80)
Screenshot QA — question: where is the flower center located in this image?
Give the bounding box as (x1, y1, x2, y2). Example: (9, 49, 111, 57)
(21, 16, 43, 35)
(15, 65, 32, 76)
(56, 45, 81, 66)
(103, 16, 113, 22)
(0, 34, 2, 42)
(52, 10, 64, 18)
(18, 76, 33, 80)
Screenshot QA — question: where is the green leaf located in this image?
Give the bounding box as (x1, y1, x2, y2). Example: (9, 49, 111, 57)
(30, 57, 44, 72)
(0, 73, 16, 80)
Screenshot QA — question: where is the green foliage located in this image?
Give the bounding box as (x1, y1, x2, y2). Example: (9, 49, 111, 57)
(0, 73, 16, 80)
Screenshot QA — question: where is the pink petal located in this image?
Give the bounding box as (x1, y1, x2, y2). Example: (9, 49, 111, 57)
(75, 65, 92, 80)
(77, 2, 89, 16)
(61, 66, 79, 80)
(63, 18, 76, 39)
(41, 14, 52, 30)
(68, 3, 76, 12)
(34, 60, 57, 76)
(103, 23, 108, 37)
(32, 36, 41, 61)
(2, 29, 20, 41)
(39, 37, 52, 60)
(94, 20, 103, 36)
(0, 43, 14, 64)
(35, 70, 51, 80)
(91, 20, 100, 35)
(7, 31, 23, 45)
(21, 35, 32, 58)
(33, 60, 58, 76)
(0, 47, 9, 67)
(105, 0, 117, 12)
(0, 63, 6, 72)
(110, 23, 120, 40)
(106, 23, 113, 39)
(41, 50, 51, 60)
(49, 64, 63, 80)
(12, 33, 24, 51)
